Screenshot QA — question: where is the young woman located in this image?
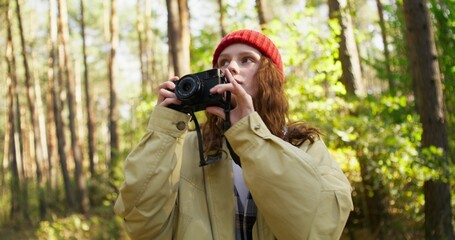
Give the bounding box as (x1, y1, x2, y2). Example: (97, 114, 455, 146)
(115, 29, 353, 240)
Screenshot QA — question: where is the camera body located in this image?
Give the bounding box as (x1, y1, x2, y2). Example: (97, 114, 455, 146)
(170, 69, 228, 113)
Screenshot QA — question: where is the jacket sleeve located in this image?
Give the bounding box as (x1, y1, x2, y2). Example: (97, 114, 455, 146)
(114, 106, 191, 240)
(225, 112, 353, 240)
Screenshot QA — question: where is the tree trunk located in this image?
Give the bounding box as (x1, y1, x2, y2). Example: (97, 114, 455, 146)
(424, 180, 454, 240)
(31, 51, 49, 220)
(56, 0, 77, 211)
(430, 0, 455, 165)
(2, 97, 8, 191)
(144, 0, 156, 93)
(5, 1, 23, 223)
(136, 0, 155, 95)
(4, 64, 13, 196)
(46, 0, 59, 194)
(376, 0, 394, 92)
(136, 0, 148, 95)
(328, 1, 386, 235)
(58, 0, 89, 214)
(80, 0, 97, 178)
(217, 0, 227, 37)
(328, 0, 365, 97)
(402, 0, 453, 239)
(255, 0, 270, 30)
(108, 0, 119, 164)
(28, 18, 50, 219)
(15, 0, 39, 223)
(166, 0, 191, 76)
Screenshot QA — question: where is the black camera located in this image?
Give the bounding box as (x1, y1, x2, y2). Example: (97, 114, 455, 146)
(170, 69, 228, 113)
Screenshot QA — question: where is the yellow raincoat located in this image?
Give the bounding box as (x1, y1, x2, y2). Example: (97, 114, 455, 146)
(115, 106, 353, 240)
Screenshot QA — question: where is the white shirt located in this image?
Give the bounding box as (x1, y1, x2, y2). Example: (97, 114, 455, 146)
(232, 160, 249, 208)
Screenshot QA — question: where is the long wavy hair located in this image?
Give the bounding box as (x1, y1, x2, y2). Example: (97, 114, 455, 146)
(201, 57, 320, 156)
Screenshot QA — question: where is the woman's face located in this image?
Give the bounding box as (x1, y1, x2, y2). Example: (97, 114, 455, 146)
(216, 43, 261, 97)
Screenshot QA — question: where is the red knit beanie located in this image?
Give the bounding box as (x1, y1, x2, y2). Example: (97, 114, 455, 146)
(212, 29, 284, 78)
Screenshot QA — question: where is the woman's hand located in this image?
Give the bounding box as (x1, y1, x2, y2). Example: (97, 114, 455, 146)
(156, 76, 181, 107)
(205, 69, 255, 126)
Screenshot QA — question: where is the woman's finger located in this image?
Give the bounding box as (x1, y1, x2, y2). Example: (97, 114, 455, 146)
(157, 76, 179, 106)
(210, 69, 245, 95)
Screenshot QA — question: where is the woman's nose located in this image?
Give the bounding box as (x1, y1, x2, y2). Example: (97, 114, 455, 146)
(227, 60, 239, 74)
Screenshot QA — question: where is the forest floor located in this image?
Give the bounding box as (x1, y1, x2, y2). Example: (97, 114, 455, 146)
(0, 205, 128, 240)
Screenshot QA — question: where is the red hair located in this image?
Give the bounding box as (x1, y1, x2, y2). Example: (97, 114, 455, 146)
(202, 57, 320, 157)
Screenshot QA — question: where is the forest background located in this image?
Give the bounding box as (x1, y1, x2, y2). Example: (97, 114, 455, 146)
(0, 0, 454, 239)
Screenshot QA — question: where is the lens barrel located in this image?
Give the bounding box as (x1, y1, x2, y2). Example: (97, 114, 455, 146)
(175, 75, 202, 100)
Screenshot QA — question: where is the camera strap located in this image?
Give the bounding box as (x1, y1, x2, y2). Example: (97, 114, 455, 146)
(222, 91, 241, 166)
(192, 91, 232, 167)
(223, 91, 232, 129)
(189, 111, 212, 166)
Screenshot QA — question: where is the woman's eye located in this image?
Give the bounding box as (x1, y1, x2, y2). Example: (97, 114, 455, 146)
(218, 59, 229, 67)
(242, 57, 253, 63)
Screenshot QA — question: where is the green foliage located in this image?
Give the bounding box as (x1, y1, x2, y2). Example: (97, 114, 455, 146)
(371, 3, 412, 94)
(122, 93, 157, 145)
(310, 94, 426, 235)
(260, 5, 450, 236)
(34, 211, 126, 240)
(0, 188, 10, 225)
(88, 172, 118, 206)
(417, 146, 451, 182)
(225, 0, 258, 30)
(0, 176, 127, 239)
(190, 28, 221, 72)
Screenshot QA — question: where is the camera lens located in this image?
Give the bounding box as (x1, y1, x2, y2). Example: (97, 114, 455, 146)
(175, 75, 202, 100)
(182, 82, 193, 92)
